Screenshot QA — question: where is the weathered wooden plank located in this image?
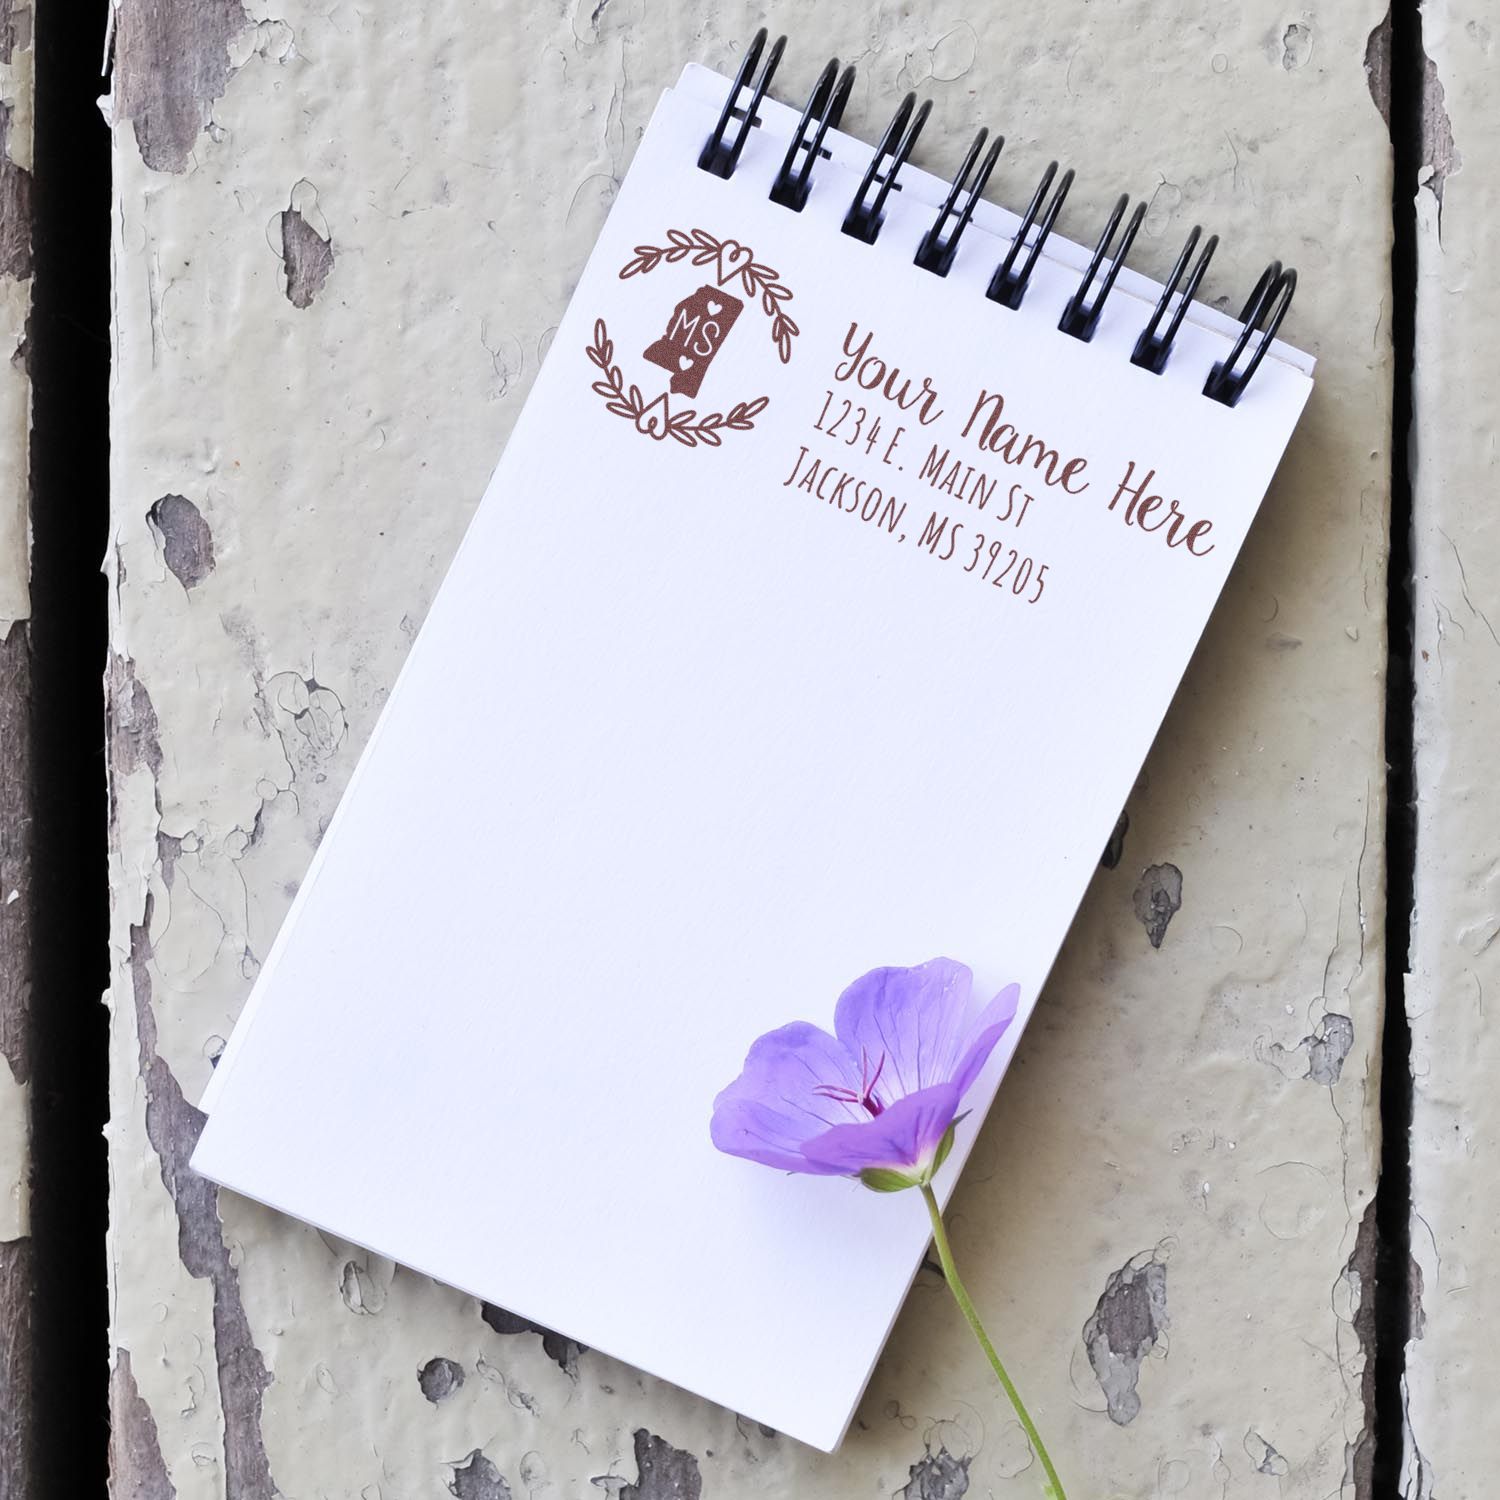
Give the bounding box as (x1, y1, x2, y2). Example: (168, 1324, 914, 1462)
(1405, 2, 1493, 1494)
(107, 4, 1391, 1496)
(0, 0, 31, 1493)
(0, 0, 29, 627)
(0, 623, 30, 1500)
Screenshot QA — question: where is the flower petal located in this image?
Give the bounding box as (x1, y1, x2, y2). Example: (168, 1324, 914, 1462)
(800, 1081, 963, 1175)
(710, 1096, 851, 1174)
(832, 959, 974, 1098)
(950, 982, 1022, 1100)
(709, 1021, 866, 1174)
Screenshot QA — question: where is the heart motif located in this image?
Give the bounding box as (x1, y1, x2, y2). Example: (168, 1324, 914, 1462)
(677, 355, 694, 372)
(634, 394, 671, 440)
(716, 240, 753, 286)
(704, 298, 723, 317)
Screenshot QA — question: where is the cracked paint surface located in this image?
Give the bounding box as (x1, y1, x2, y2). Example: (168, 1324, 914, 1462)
(482, 1302, 588, 1380)
(1082, 1248, 1169, 1425)
(107, 2, 1389, 1496)
(1098, 809, 1129, 870)
(900, 1445, 969, 1498)
(448, 1449, 512, 1500)
(1334, 1201, 1378, 1491)
(130, 908, 279, 1500)
(0, 2, 29, 1489)
(1260, 1011, 1356, 1086)
(1131, 862, 1183, 949)
(418, 1356, 466, 1404)
(148, 494, 217, 590)
(602, 1430, 701, 1500)
(1406, 0, 1492, 1493)
(111, 1350, 179, 1500)
(111, 0, 250, 173)
(0, 0, 30, 626)
(0, 102, 29, 281)
(278, 180, 333, 308)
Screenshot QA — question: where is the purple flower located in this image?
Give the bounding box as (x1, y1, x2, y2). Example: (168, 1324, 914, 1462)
(711, 959, 1020, 1189)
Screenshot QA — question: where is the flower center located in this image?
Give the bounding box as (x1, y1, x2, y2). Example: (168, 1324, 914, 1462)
(814, 1049, 887, 1116)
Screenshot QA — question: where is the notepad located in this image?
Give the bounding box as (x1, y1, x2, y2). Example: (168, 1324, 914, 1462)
(192, 50, 1313, 1452)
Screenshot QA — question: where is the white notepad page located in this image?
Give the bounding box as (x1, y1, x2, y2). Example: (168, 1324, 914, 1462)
(192, 68, 1313, 1451)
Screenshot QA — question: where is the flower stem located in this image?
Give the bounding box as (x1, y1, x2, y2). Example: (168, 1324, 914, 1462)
(920, 1183, 1067, 1500)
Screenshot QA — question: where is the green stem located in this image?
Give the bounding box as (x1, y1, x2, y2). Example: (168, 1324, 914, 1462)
(920, 1183, 1067, 1500)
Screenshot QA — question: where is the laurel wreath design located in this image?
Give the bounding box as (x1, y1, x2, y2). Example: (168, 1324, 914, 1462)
(586, 320, 769, 447)
(619, 227, 798, 364)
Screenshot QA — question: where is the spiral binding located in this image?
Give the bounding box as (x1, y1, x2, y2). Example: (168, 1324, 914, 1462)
(987, 161, 1073, 311)
(841, 92, 932, 245)
(1202, 263, 1297, 405)
(914, 127, 1004, 277)
(698, 31, 1297, 405)
(698, 29, 786, 179)
(770, 59, 855, 211)
(1133, 226, 1218, 374)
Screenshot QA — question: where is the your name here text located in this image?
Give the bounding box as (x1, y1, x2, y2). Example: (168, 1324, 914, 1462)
(778, 321, 1220, 607)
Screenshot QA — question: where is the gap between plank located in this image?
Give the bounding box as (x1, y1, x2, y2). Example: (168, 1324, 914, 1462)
(25, 7, 113, 1498)
(1372, 0, 1421, 1492)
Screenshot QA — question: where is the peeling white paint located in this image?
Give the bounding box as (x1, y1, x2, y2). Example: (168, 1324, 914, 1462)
(0, 1059, 26, 1241)
(1407, 0, 1492, 1493)
(0, 0, 32, 628)
(108, 2, 1390, 1494)
(0, 11, 31, 1399)
(104, 890, 226, 1500)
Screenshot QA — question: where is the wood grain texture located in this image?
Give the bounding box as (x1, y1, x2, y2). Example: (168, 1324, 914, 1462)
(0, 1238, 31, 1500)
(0, 0, 30, 1492)
(1406, 1, 1492, 1494)
(0, 623, 30, 1500)
(106, 4, 1392, 1496)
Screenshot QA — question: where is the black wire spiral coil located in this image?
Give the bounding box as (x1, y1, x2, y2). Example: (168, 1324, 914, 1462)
(697, 30, 1298, 407)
